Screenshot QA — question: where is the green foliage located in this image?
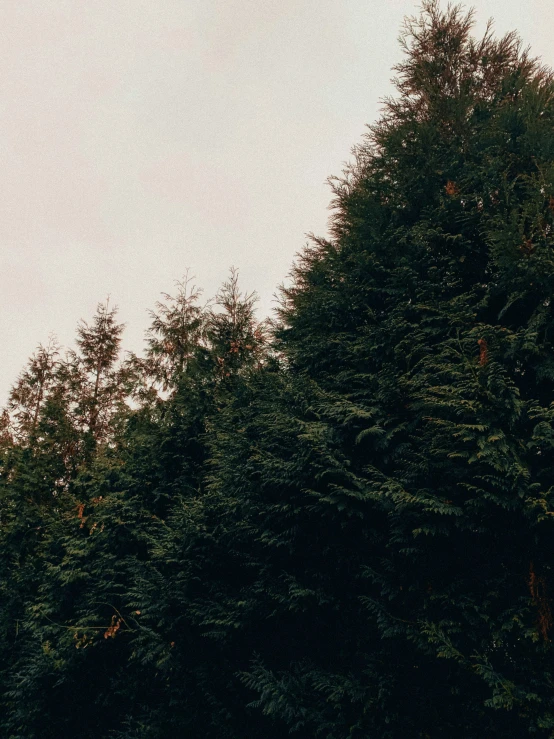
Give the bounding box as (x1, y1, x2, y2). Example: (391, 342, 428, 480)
(2, 3, 554, 736)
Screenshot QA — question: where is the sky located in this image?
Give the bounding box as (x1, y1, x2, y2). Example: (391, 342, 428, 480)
(1, 0, 553, 402)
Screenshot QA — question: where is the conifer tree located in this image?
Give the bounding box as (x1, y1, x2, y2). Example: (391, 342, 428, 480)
(67, 300, 130, 459)
(256, 2, 554, 733)
(0, 409, 13, 459)
(0, 337, 79, 499)
(128, 273, 208, 401)
(207, 267, 268, 381)
(5, 337, 60, 445)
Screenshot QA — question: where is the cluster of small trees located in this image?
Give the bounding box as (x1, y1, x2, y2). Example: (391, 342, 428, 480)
(2, 3, 554, 736)
(1, 269, 266, 479)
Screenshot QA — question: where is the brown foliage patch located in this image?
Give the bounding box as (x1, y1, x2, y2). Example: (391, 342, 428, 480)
(477, 338, 488, 366)
(445, 180, 459, 197)
(104, 615, 122, 639)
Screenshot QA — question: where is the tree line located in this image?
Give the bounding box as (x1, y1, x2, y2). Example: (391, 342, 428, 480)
(2, 3, 554, 736)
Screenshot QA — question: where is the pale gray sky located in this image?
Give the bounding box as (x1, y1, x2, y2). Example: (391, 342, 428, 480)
(1, 0, 553, 401)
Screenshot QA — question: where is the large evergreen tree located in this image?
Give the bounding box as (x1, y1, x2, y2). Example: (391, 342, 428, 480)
(264, 2, 554, 733)
(187, 3, 554, 735)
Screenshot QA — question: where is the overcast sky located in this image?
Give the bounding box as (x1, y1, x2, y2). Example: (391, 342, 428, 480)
(1, 0, 553, 402)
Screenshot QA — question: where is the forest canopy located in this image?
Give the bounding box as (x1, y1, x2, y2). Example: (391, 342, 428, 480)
(2, 2, 554, 736)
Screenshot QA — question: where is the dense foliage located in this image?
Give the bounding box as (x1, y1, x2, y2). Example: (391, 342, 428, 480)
(2, 3, 554, 736)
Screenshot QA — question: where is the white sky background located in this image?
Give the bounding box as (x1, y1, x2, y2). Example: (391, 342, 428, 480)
(1, 0, 553, 401)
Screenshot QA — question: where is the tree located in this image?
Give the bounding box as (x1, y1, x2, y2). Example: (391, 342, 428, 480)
(67, 300, 130, 460)
(5, 337, 60, 445)
(128, 273, 208, 402)
(0, 336, 80, 500)
(258, 2, 554, 734)
(207, 267, 268, 380)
